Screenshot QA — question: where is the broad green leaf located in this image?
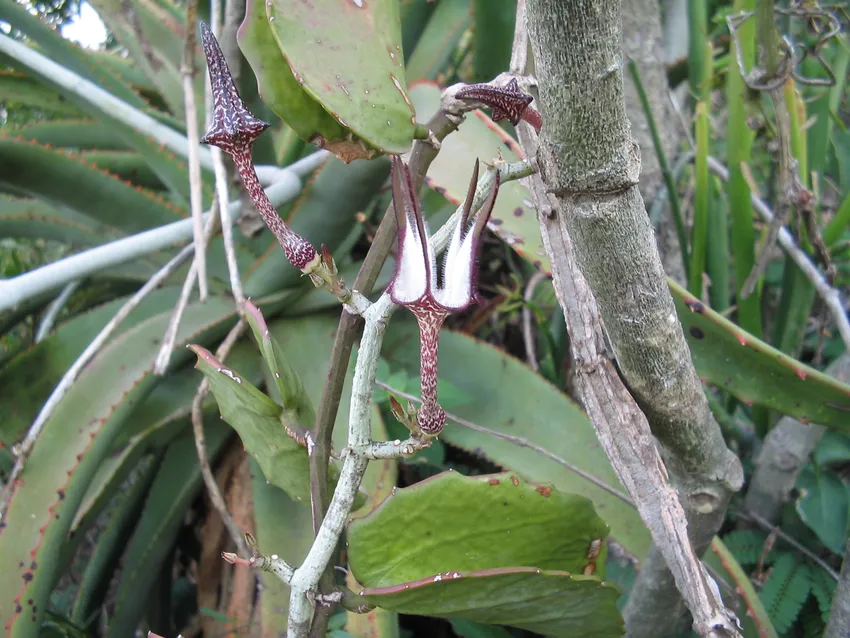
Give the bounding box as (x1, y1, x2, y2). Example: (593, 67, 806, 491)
(382, 320, 649, 558)
(0, 297, 239, 637)
(350, 471, 621, 636)
(106, 422, 233, 637)
(814, 432, 850, 466)
(359, 569, 621, 637)
(472, 0, 515, 83)
(237, 0, 346, 149)
(449, 619, 512, 638)
(349, 471, 608, 585)
(262, 0, 416, 160)
(405, 0, 472, 83)
(796, 465, 850, 554)
(190, 344, 314, 504)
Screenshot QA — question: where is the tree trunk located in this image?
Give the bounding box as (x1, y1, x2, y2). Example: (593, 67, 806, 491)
(523, 1, 742, 634)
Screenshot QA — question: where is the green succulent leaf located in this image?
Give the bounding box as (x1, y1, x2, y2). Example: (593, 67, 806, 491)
(189, 343, 317, 504)
(0, 297, 239, 636)
(252, 0, 416, 161)
(0, 71, 84, 116)
(382, 321, 649, 558)
(405, 0, 472, 83)
(349, 472, 621, 637)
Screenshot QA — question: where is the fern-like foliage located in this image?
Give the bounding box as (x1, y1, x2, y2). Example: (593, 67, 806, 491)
(722, 529, 774, 567)
(759, 553, 812, 633)
(809, 564, 836, 623)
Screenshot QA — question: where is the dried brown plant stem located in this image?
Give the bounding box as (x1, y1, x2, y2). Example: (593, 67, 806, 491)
(191, 317, 251, 558)
(181, 0, 208, 301)
(520, 1, 742, 635)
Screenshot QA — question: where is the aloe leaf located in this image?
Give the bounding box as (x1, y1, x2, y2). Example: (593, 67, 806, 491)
(237, 0, 346, 148)
(78, 150, 168, 190)
(0, 297, 239, 636)
(0, 135, 187, 232)
(0, 195, 109, 245)
(106, 423, 234, 638)
(70, 453, 162, 627)
(405, 0, 472, 83)
(243, 156, 390, 298)
(0, 287, 182, 447)
(260, 0, 416, 160)
(189, 344, 316, 504)
(670, 280, 850, 431)
(9, 119, 132, 150)
(382, 320, 649, 558)
(349, 471, 621, 636)
(0, 71, 84, 116)
(0, 0, 149, 109)
(87, 0, 189, 119)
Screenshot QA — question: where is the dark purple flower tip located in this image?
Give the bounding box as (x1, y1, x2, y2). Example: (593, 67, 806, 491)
(199, 21, 270, 154)
(456, 78, 541, 133)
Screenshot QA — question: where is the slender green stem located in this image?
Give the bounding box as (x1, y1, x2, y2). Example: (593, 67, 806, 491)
(689, 101, 710, 296)
(627, 59, 689, 275)
(707, 175, 730, 311)
(756, 0, 779, 76)
(687, 0, 708, 101)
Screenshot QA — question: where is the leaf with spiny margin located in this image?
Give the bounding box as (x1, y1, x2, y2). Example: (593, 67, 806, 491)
(758, 553, 811, 634)
(404, 0, 472, 83)
(11, 119, 133, 150)
(704, 537, 778, 638)
(407, 82, 547, 271)
(0, 297, 239, 637)
(0, 71, 84, 116)
(259, 0, 416, 161)
(0, 0, 149, 109)
(670, 279, 850, 431)
(78, 150, 169, 190)
(237, 0, 346, 148)
(0, 136, 186, 233)
(87, 0, 190, 119)
(381, 320, 649, 558)
(795, 465, 850, 554)
(0, 195, 110, 245)
(349, 472, 620, 637)
(190, 344, 316, 504)
(106, 422, 234, 638)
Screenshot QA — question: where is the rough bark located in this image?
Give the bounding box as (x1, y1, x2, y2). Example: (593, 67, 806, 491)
(743, 353, 850, 523)
(523, 1, 742, 634)
(825, 539, 850, 638)
(621, 0, 686, 281)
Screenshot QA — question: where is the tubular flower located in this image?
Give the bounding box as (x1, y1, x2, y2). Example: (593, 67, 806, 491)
(198, 21, 319, 273)
(389, 157, 500, 435)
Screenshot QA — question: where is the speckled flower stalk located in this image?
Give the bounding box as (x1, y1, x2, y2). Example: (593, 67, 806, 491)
(389, 157, 500, 435)
(455, 78, 542, 133)
(198, 21, 319, 273)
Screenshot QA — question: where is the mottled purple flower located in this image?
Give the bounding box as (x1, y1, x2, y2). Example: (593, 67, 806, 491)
(389, 157, 500, 435)
(199, 21, 319, 273)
